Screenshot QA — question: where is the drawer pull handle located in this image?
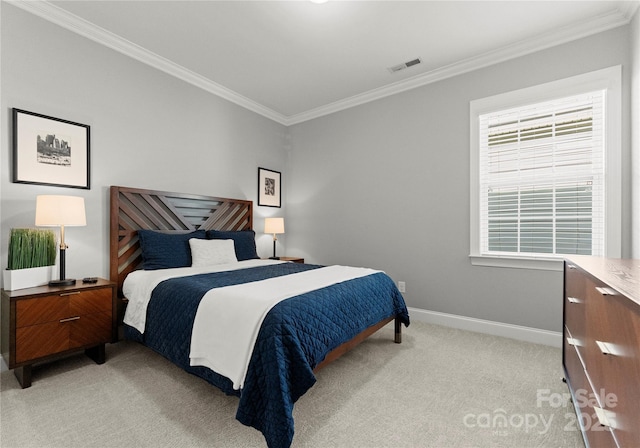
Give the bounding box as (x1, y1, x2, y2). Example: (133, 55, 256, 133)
(567, 297, 580, 304)
(59, 292, 81, 297)
(566, 337, 579, 346)
(59, 316, 80, 323)
(593, 406, 617, 428)
(567, 264, 576, 270)
(595, 340, 619, 356)
(595, 287, 618, 296)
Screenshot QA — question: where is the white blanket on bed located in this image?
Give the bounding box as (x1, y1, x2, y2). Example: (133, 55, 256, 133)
(189, 265, 379, 390)
(122, 259, 284, 333)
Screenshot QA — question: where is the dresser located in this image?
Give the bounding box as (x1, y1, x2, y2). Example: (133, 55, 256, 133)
(563, 256, 640, 447)
(1, 279, 116, 388)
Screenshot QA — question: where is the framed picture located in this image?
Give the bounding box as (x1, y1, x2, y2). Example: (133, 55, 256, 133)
(258, 167, 281, 208)
(12, 108, 90, 189)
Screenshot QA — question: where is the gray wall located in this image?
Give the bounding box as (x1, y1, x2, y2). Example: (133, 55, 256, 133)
(287, 25, 633, 332)
(1, 4, 289, 283)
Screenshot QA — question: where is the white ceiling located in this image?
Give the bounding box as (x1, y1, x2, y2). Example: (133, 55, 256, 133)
(12, 0, 640, 125)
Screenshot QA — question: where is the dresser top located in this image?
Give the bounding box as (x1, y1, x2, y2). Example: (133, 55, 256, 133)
(566, 255, 640, 306)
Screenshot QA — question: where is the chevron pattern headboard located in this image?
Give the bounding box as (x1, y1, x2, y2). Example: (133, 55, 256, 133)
(109, 186, 253, 298)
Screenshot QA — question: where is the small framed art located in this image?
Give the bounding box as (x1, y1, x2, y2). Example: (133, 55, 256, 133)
(258, 167, 281, 208)
(12, 108, 90, 189)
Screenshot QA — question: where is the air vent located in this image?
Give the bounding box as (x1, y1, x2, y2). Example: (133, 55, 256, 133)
(388, 57, 422, 74)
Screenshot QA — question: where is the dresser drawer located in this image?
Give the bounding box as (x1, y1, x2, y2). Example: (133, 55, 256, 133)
(585, 291, 640, 447)
(564, 294, 586, 354)
(581, 275, 616, 374)
(564, 325, 586, 380)
(584, 284, 633, 387)
(565, 341, 619, 448)
(581, 405, 620, 448)
(565, 262, 586, 301)
(16, 288, 112, 327)
(565, 263, 587, 358)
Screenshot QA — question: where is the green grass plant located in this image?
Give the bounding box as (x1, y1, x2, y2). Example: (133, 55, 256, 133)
(7, 228, 57, 270)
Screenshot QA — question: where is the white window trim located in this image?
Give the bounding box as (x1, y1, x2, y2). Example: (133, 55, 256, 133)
(470, 66, 622, 271)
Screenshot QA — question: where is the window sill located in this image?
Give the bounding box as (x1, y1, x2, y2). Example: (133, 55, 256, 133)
(469, 254, 564, 271)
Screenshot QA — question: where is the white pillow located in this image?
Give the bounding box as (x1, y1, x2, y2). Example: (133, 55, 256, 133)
(189, 238, 238, 267)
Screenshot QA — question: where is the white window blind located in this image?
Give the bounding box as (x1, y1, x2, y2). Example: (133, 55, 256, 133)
(478, 91, 605, 257)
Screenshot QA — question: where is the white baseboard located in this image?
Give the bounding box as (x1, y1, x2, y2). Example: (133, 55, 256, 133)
(407, 307, 562, 348)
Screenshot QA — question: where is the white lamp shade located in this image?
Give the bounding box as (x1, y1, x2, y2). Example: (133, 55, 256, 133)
(35, 195, 87, 227)
(264, 217, 285, 234)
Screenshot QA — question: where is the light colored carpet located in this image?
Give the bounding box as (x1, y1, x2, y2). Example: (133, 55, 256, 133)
(0, 321, 584, 447)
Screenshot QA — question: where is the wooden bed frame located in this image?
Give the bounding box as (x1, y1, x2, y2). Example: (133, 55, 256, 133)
(109, 185, 401, 372)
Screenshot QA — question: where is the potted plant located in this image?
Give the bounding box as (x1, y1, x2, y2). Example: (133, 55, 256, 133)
(4, 228, 57, 290)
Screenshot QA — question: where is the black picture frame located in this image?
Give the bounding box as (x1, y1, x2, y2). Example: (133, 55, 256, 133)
(257, 167, 281, 208)
(12, 108, 90, 189)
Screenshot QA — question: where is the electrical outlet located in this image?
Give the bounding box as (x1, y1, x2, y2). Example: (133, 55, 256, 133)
(398, 281, 406, 293)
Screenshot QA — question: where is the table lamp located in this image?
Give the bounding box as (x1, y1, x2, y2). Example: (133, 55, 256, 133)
(264, 217, 285, 260)
(35, 195, 86, 286)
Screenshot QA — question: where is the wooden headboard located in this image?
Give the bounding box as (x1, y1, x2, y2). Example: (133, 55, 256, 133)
(109, 186, 253, 297)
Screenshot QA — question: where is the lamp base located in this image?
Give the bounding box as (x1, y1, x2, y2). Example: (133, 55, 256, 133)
(269, 256, 280, 260)
(48, 278, 76, 287)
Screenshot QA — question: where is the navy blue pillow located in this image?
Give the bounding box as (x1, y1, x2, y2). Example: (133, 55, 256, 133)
(207, 230, 259, 261)
(138, 229, 206, 270)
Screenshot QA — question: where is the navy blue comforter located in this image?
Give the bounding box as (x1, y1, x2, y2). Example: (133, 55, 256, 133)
(125, 263, 409, 448)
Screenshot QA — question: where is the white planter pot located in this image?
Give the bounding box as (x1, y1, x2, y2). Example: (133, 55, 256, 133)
(3, 265, 56, 291)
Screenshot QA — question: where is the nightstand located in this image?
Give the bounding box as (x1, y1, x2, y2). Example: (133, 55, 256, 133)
(263, 257, 304, 263)
(280, 257, 304, 263)
(1, 278, 116, 388)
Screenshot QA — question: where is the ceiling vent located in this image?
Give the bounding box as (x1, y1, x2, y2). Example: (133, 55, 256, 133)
(388, 57, 422, 74)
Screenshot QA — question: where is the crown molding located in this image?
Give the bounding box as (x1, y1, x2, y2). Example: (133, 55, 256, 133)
(285, 6, 635, 125)
(619, 1, 640, 20)
(8, 0, 636, 127)
(7, 0, 289, 125)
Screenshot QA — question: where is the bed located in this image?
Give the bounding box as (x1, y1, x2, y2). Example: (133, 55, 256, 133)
(109, 185, 409, 448)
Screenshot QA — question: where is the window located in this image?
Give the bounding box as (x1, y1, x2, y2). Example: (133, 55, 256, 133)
(482, 92, 604, 256)
(470, 67, 621, 270)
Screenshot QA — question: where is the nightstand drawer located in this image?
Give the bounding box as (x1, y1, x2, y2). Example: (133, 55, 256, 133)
(70, 311, 111, 348)
(70, 288, 112, 315)
(15, 321, 69, 363)
(16, 288, 111, 327)
(15, 311, 111, 364)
